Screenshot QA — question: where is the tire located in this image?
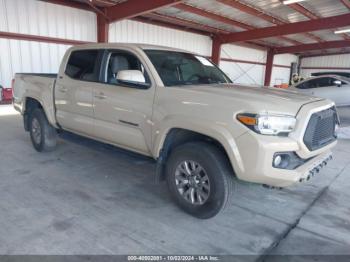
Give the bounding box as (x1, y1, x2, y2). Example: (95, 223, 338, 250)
(165, 142, 233, 219)
(29, 108, 57, 152)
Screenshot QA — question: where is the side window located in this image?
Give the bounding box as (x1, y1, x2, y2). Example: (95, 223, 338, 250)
(317, 77, 333, 87)
(308, 79, 321, 89)
(65, 50, 99, 82)
(299, 78, 325, 89)
(296, 82, 307, 89)
(104, 51, 150, 85)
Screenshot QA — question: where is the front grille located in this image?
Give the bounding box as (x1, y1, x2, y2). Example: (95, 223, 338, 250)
(303, 107, 337, 151)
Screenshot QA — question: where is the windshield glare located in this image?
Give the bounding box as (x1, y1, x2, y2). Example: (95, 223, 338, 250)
(144, 50, 232, 87)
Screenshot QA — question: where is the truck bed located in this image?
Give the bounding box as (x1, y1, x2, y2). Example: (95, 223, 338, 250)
(15, 73, 57, 78)
(13, 73, 58, 127)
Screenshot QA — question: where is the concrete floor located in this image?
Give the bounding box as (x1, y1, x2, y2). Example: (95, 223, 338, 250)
(0, 105, 350, 257)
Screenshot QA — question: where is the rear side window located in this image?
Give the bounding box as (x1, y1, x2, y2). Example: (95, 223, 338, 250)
(297, 78, 325, 89)
(65, 50, 99, 82)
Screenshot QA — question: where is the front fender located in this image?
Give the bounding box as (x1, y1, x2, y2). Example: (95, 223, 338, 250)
(152, 115, 246, 175)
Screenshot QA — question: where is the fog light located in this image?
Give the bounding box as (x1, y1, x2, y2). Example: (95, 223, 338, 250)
(273, 155, 282, 167)
(273, 152, 308, 170)
(273, 154, 290, 168)
(272, 153, 294, 169)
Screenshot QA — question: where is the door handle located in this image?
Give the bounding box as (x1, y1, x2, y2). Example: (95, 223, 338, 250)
(94, 92, 107, 99)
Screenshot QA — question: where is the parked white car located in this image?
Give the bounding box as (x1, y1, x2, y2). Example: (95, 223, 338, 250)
(290, 75, 350, 107)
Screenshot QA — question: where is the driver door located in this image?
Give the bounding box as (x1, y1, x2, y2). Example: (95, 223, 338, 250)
(92, 49, 155, 155)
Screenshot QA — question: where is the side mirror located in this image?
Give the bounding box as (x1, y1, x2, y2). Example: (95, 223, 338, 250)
(116, 70, 150, 89)
(334, 80, 342, 87)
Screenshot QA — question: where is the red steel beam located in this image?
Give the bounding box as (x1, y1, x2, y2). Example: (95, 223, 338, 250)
(137, 13, 273, 50)
(211, 37, 222, 65)
(286, 2, 350, 41)
(106, 0, 184, 23)
(264, 49, 274, 86)
(220, 13, 350, 43)
(0, 31, 91, 45)
(175, 3, 253, 30)
(281, 3, 325, 42)
(218, 0, 323, 43)
(134, 16, 215, 36)
(144, 13, 229, 34)
(274, 40, 350, 54)
(287, 3, 318, 19)
(174, 3, 301, 45)
(133, 17, 212, 36)
(85, 0, 110, 20)
(148, 13, 276, 49)
(97, 13, 109, 43)
(135, 15, 272, 50)
(218, 0, 284, 25)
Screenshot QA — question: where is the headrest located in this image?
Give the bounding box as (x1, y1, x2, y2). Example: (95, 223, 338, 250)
(111, 56, 130, 74)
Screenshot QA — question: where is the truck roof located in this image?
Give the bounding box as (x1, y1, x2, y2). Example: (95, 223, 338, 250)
(71, 43, 191, 53)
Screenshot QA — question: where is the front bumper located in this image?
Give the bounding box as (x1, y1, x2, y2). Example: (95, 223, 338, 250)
(233, 131, 336, 187)
(229, 100, 338, 187)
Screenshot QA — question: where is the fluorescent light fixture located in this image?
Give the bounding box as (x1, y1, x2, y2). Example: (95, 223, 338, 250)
(334, 28, 350, 34)
(283, 0, 307, 4)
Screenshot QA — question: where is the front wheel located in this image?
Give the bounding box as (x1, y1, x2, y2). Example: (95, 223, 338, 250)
(166, 142, 233, 219)
(29, 108, 57, 152)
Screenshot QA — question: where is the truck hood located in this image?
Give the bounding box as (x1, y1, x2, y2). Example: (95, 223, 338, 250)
(176, 83, 324, 115)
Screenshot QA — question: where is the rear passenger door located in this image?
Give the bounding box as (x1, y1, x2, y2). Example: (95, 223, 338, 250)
(92, 49, 155, 155)
(55, 49, 103, 136)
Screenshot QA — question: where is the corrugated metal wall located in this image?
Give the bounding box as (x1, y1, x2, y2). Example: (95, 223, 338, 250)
(221, 44, 297, 86)
(0, 0, 96, 88)
(0, 0, 299, 88)
(109, 20, 297, 86)
(109, 20, 212, 56)
(220, 44, 266, 85)
(271, 54, 298, 86)
(300, 54, 350, 77)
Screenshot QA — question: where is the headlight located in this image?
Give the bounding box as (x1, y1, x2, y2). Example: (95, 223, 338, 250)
(237, 113, 296, 136)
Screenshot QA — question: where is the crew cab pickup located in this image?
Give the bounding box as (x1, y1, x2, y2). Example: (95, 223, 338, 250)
(13, 43, 338, 218)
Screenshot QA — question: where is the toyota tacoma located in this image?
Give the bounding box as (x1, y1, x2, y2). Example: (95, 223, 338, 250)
(13, 43, 338, 218)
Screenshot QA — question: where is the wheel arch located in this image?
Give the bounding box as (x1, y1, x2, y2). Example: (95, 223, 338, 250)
(155, 128, 235, 182)
(23, 96, 57, 131)
(23, 97, 44, 131)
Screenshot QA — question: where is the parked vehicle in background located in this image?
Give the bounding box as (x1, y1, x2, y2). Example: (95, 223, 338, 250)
(311, 72, 350, 78)
(290, 75, 350, 107)
(13, 43, 338, 218)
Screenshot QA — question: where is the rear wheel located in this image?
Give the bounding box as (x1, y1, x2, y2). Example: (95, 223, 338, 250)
(29, 108, 57, 152)
(166, 142, 233, 219)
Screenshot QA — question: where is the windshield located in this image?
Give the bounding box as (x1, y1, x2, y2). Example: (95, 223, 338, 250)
(338, 76, 350, 83)
(144, 50, 232, 87)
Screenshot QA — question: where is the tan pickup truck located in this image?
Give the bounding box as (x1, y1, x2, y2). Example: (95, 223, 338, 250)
(13, 43, 338, 218)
